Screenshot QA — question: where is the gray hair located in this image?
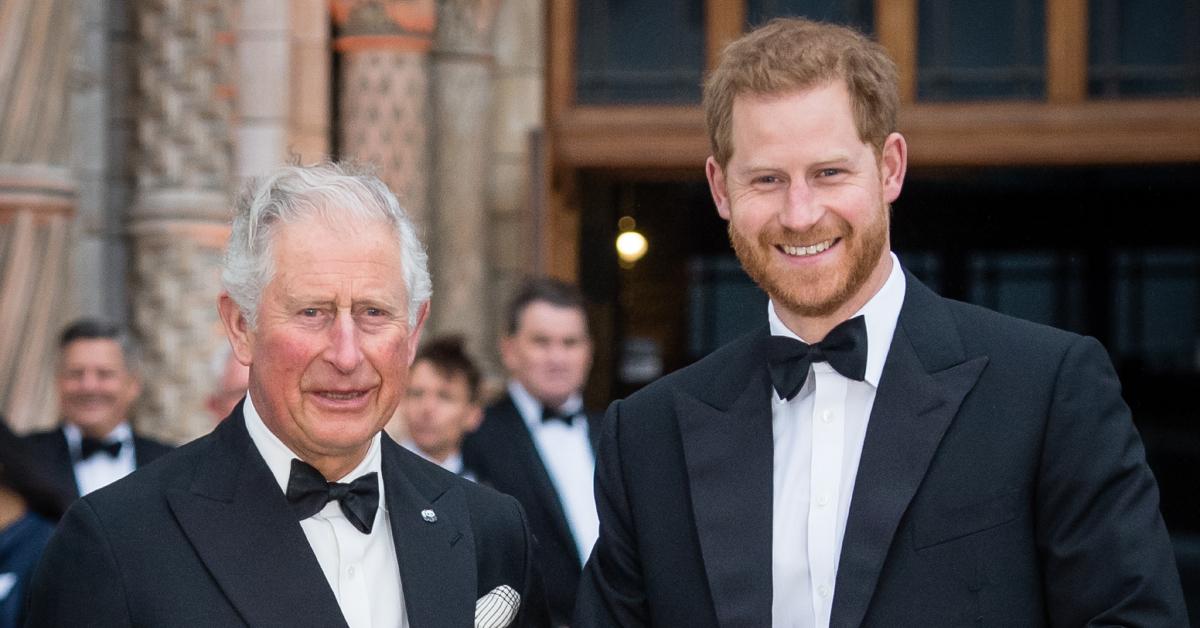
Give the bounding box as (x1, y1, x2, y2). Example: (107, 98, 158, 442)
(221, 162, 431, 328)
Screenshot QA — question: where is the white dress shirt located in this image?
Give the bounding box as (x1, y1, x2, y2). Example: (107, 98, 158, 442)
(243, 394, 407, 628)
(509, 381, 600, 564)
(64, 422, 136, 496)
(771, 253, 906, 628)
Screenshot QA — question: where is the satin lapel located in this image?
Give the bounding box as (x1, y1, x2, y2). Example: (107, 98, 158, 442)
(830, 278, 988, 628)
(382, 438, 476, 628)
(677, 330, 775, 628)
(499, 401, 578, 561)
(165, 415, 348, 628)
(132, 437, 155, 468)
(49, 430, 81, 500)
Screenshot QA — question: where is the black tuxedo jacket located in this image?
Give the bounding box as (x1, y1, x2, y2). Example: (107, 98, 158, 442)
(22, 425, 172, 501)
(27, 407, 550, 627)
(575, 272, 1187, 627)
(463, 394, 602, 624)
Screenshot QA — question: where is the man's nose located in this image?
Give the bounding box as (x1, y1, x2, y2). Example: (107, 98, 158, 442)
(324, 312, 365, 373)
(77, 371, 102, 390)
(778, 181, 825, 232)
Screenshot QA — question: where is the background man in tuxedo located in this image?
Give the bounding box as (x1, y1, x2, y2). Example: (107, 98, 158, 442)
(400, 335, 485, 480)
(23, 319, 172, 500)
(464, 278, 600, 625)
(575, 18, 1187, 627)
(29, 163, 548, 628)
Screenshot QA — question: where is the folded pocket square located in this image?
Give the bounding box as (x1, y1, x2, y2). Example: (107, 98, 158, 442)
(475, 585, 520, 628)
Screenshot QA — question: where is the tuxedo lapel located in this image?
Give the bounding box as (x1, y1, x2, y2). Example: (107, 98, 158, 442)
(47, 429, 81, 500)
(166, 414, 348, 628)
(831, 275, 987, 628)
(677, 328, 775, 628)
(497, 399, 578, 561)
(382, 438, 476, 628)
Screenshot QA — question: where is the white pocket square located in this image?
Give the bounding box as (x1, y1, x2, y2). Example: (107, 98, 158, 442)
(475, 584, 521, 628)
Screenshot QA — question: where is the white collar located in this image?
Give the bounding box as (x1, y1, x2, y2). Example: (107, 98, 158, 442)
(507, 380, 583, 429)
(767, 251, 907, 388)
(242, 392, 387, 511)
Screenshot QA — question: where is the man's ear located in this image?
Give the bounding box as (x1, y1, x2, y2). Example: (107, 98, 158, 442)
(705, 156, 733, 220)
(879, 132, 908, 204)
(217, 292, 253, 366)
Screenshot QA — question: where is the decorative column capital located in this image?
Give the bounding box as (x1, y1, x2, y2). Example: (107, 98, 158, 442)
(332, 0, 437, 53)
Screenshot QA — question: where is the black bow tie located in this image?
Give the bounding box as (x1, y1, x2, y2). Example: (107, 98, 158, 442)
(285, 459, 380, 534)
(767, 316, 868, 401)
(79, 437, 123, 460)
(541, 406, 577, 425)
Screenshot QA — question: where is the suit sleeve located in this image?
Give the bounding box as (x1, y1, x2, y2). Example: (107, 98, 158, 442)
(574, 400, 650, 627)
(1036, 335, 1188, 626)
(25, 497, 133, 627)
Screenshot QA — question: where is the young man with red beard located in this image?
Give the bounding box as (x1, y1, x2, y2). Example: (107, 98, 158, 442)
(574, 17, 1186, 628)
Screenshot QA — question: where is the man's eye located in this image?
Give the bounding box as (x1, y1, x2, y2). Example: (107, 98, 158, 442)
(365, 308, 383, 317)
(817, 168, 842, 177)
(301, 308, 320, 317)
(754, 175, 781, 184)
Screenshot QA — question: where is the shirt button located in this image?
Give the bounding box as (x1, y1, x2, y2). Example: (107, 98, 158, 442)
(821, 410, 833, 423)
(347, 566, 356, 578)
(816, 495, 830, 507)
(818, 584, 831, 598)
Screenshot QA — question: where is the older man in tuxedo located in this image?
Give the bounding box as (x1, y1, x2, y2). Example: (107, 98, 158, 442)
(28, 163, 548, 628)
(575, 18, 1187, 628)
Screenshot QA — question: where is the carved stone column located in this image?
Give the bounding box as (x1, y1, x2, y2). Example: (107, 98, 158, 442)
(429, 0, 501, 351)
(129, 0, 237, 443)
(332, 0, 436, 233)
(0, 0, 79, 431)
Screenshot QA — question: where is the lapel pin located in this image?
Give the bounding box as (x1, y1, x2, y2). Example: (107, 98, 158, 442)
(421, 509, 437, 523)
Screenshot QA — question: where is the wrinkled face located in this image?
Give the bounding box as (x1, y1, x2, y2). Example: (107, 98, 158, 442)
(57, 339, 141, 438)
(402, 360, 481, 462)
(222, 215, 427, 474)
(501, 302, 592, 410)
(706, 81, 905, 322)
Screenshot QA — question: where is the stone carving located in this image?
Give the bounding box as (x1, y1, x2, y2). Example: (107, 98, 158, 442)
(129, 0, 237, 442)
(133, 0, 236, 203)
(334, 0, 437, 235)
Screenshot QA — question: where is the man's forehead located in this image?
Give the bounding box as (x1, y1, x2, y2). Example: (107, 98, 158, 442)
(517, 302, 589, 335)
(61, 338, 125, 362)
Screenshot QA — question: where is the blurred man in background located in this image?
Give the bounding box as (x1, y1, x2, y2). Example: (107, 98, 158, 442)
(400, 336, 484, 481)
(464, 277, 600, 625)
(23, 319, 171, 500)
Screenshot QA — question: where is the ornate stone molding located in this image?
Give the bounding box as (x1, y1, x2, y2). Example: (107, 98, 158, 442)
(132, 0, 237, 212)
(333, 0, 437, 233)
(128, 0, 237, 442)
